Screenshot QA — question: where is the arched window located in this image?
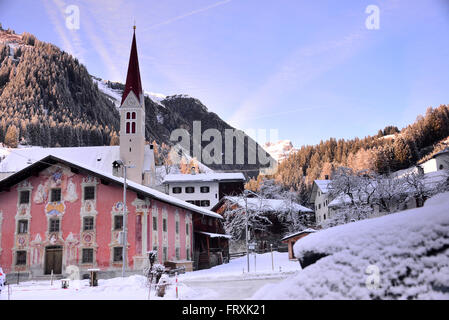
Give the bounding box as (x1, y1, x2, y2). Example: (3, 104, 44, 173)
(126, 122, 130, 134)
(132, 112, 136, 119)
(126, 112, 130, 119)
(132, 122, 136, 134)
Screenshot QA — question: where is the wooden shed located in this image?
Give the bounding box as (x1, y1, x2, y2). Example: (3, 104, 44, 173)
(281, 229, 317, 260)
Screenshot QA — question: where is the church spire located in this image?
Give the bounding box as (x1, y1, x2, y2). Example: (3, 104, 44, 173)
(121, 26, 143, 106)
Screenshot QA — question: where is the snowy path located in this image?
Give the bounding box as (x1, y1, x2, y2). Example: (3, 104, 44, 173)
(182, 276, 291, 300)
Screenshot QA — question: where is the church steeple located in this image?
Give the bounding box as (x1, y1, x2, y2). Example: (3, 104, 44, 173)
(121, 25, 143, 106)
(118, 26, 146, 185)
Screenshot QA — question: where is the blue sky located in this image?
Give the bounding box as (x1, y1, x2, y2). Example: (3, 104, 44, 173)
(1, 0, 449, 148)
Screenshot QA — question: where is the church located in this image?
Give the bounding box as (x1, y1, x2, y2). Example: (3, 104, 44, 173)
(0, 28, 229, 279)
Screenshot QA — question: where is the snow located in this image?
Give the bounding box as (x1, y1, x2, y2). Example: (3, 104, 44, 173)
(314, 179, 331, 193)
(281, 228, 317, 241)
(223, 196, 313, 213)
(92, 78, 123, 108)
(251, 192, 449, 300)
(1, 152, 223, 220)
(0, 145, 152, 176)
(196, 231, 232, 239)
(162, 172, 245, 183)
(263, 140, 296, 163)
(93, 77, 167, 108)
(0, 145, 156, 179)
(1, 252, 298, 300)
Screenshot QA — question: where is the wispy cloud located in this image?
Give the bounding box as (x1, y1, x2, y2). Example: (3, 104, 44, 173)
(142, 0, 232, 31)
(43, 0, 86, 62)
(228, 31, 367, 128)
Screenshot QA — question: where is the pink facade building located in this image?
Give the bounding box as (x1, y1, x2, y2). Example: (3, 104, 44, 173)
(0, 28, 228, 278)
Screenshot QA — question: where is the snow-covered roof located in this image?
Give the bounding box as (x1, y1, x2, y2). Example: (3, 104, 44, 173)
(162, 172, 245, 184)
(0, 146, 155, 176)
(195, 231, 232, 239)
(281, 228, 317, 241)
(0, 154, 223, 220)
(314, 180, 331, 193)
(223, 196, 313, 213)
(253, 192, 449, 299)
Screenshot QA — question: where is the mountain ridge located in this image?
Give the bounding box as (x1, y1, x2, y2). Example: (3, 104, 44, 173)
(0, 26, 274, 176)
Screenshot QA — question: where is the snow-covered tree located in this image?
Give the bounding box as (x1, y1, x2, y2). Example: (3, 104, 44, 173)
(277, 189, 310, 232)
(222, 193, 272, 241)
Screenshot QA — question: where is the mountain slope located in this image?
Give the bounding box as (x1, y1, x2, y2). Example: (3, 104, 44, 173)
(0, 26, 274, 175)
(94, 77, 275, 174)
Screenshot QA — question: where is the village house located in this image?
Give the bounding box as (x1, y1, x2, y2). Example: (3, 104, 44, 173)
(0, 28, 229, 279)
(309, 179, 332, 224)
(212, 196, 314, 253)
(161, 172, 245, 210)
(420, 148, 449, 174)
(311, 166, 448, 225)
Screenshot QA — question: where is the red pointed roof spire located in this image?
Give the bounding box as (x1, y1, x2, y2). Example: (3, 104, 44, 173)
(121, 25, 143, 106)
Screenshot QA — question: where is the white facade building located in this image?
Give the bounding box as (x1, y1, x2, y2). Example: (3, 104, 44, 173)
(309, 179, 331, 224)
(162, 173, 245, 210)
(420, 149, 449, 174)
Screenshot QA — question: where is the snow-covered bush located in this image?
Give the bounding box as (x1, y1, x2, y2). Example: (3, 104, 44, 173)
(252, 192, 449, 299)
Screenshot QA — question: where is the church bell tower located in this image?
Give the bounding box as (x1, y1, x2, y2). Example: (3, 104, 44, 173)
(119, 26, 145, 184)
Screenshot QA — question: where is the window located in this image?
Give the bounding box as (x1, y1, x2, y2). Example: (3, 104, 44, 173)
(186, 248, 190, 260)
(83, 216, 94, 231)
(163, 247, 168, 261)
(186, 200, 195, 204)
(200, 186, 210, 193)
(186, 223, 189, 236)
(172, 187, 182, 194)
(18, 220, 28, 234)
(439, 164, 444, 170)
(163, 218, 167, 232)
(126, 122, 130, 134)
(82, 248, 94, 263)
(132, 122, 136, 134)
(84, 186, 95, 200)
(175, 221, 179, 234)
(114, 215, 123, 230)
(200, 200, 210, 207)
(126, 112, 130, 119)
(19, 190, 30, 204)
(113, 247, 123, 262)
(49, 219, 60, 232)
(323, 214, 327, 220)
(51, 188, 62, 202)
(185, 187, 195, 194)
(175, 247, 180, 260)
(194, 200, 201, 206)
(16, 251, 27, 265)
(153, 216, 157, 231)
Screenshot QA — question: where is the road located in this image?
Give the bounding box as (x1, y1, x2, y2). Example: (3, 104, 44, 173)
(182, 276, 288, 300)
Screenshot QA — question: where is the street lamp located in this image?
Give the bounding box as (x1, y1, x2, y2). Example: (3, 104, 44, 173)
(114, 160, 135, 277)
(243, 189, 259, 273)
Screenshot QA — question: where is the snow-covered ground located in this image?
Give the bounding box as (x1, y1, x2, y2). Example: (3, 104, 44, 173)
(4, 191, 448, 300)
(252, 192, 449, 300)
(0, 252, 299, 300)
